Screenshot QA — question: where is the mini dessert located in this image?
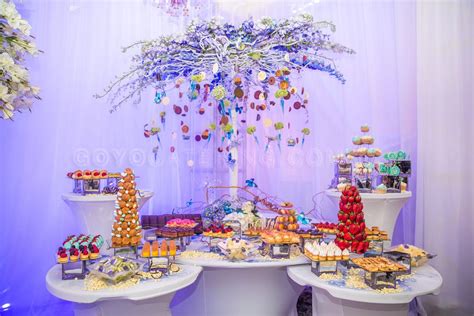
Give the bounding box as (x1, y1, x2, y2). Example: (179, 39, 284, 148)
(160, 240, 168, 256)
(152, 241, 159, 256)
(83, 170, 92, 180)
(142, 242, 151, 257)
(156, 226, 195, 238)
(80, 246, 89, 260)
(304, 241, 345, 261)
(400, 182, 407, 192)
(92, 170, 101, 179)
(361, 125, 370, 133)
(203, 224, 234, 238)
(89, 244, 100, 259)
(352, 136, 362, 145)
(99, 170, 108, 179)
(352, 256, 407, 272)
(314, 222, 337, 234)
(375, 184, 387, 194)
(365, 226, 389, 240)
(169, 240, 177, 256)
(72, 170, 83, 179)
(342, 249, 350, 260)
(69, 247, 79, 262)
(260, 230, 300, 244)
(57, 247, 68, 264)
(165, 218, 197, 228)
(374, 148, 382, 157)
(392, 244, 431, 266)
(218, 238, 256, 261)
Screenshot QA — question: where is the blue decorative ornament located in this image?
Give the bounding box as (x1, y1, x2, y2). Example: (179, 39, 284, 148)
(297, 212, 311, 225)
(245, 178, 258, 188)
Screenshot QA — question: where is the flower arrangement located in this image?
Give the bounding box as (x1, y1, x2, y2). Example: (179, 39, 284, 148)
(0, 0, 40, 120)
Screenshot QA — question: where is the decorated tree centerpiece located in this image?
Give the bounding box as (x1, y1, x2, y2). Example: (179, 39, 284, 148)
(335, 185, 369, 254)
(96, 14, 354, 193)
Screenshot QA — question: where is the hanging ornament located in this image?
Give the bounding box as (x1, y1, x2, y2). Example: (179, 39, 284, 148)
(274, 122, 284, 152)
(245, 178, 258, 188)
(246, 125, 259, 145)
(301, 128, 311, 146)
(297, 212, 311, 225)
(264, 136, 277, 152)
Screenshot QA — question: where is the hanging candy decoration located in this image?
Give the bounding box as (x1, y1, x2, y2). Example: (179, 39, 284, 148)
(301, 128, 311, 146)
(265, 136, 277, 152)
(97, 15, 355, 159)
(181, 124, 190, 140)
(246, 125, 259, 145)
(160, 111, 166, 129)
(226, 152, 236, 169)
(274, 122, 284, 152)
(245, 178, 258, 188)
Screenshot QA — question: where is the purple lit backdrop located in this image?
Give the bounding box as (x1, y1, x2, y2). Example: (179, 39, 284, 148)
(0, 0, 416, 314)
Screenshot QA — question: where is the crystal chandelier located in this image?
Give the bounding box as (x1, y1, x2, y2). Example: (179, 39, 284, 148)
(153, 0, 207, 17)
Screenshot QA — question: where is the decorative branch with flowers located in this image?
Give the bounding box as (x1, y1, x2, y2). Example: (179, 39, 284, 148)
(0, 0, 41, 120)
(96, 14, 354, 191)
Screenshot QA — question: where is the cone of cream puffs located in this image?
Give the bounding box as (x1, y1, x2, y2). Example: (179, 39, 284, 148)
(111, 168, 142, 247)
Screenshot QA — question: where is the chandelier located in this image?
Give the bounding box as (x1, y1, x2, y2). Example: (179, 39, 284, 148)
(153, 0, 208, 17)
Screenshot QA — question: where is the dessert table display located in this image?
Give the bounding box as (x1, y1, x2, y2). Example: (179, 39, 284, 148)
(172, 240, 309, 316)
(62, 187, 153, 253)
(287, 264, 442, 316)
(46, 263, 202, 316)
(325, 189, 411, 239)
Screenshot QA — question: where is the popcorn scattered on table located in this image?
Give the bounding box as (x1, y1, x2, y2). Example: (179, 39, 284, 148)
(344, 268, 369, 289)
(180, 250, 224, 260)
(319, 272, 343, 281)
(84, 274, 140, 291)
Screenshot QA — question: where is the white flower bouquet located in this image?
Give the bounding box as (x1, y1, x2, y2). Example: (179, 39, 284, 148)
(0, 0, 40, 120)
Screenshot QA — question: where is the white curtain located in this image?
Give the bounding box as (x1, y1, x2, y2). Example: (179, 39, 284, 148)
(416, 0, 474, 314)
(2, 0, 471, 314)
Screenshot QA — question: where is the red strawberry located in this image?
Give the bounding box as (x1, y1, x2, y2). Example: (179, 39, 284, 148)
(341, 195, 348, 203)
(344, 233, 353, 241)
(346, 219, 352, 226)
(360, 222, 366, 231)
(349, 213, 356, 221)
(355, 195, 361, 202)
(348, 196, 354, 203)
(347, 190, 354, 197)
(342, 189, 350, 196)
(355, 233, 364, 241)
(60, 252, 67, 258)
(356, 213, 364, 222)
(349, 224, 360, 235)
(343, 226, 349, 233)
(357, 242, 365, 254)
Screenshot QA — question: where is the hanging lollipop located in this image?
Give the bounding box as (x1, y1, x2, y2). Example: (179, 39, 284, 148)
(160, 111, 166, 129)
(206, 123, 216, 145)
(274, 121, 284, 152)
(181, 124, 190, 140)
(301, 128, 311, 146)
(223, 123, 234, 140)
(274, 89, 289, 113)
(246, 125, 259, 145)
(265, 136, 278, 152)
(154, 90, 165, 104)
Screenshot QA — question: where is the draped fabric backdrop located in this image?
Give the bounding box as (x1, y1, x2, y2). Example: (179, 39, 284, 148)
(0, 0, 470, 315)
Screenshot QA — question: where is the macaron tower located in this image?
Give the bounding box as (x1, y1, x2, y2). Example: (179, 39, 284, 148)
(111, 168, 142, 247)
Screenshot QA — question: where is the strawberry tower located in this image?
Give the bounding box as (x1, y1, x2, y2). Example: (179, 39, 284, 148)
(335, 185, 369, 254)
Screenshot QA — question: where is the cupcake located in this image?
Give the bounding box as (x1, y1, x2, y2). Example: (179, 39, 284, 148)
(361, 125, 370, 133)
(375, 148, 382, 157)
(335, 248, 342, 260)
(375, 184, 387, 194)
(342, 249, 350, 260)
(352, 136, 362, 145)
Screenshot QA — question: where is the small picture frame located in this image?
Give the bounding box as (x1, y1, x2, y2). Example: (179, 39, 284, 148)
(83, 179, 101, 195)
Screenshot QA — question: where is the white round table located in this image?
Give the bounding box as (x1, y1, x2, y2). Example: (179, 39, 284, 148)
(287, 264, 442, 316)
(62, 191, 154, 249)
(46, 263, 201, 316)
(325, 190, 412, 239)
(172, 242, 309, 316)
